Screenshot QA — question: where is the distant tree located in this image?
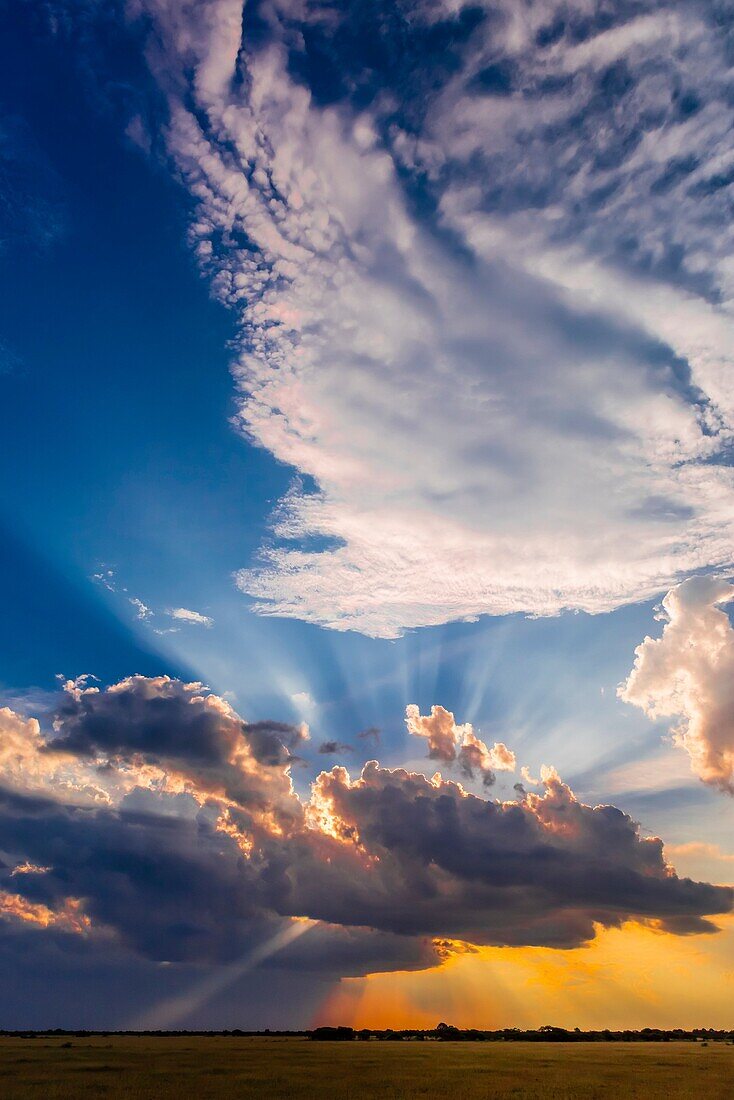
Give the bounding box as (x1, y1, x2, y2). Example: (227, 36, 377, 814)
(435, 1022, 461, 1041)
(310, 1027, 355, 1041)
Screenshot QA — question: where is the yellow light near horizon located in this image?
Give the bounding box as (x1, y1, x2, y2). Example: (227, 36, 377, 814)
(315, 916, 734, 1032)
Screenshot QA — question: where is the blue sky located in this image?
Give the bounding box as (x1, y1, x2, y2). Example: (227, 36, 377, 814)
(1, 1, 734, 1029)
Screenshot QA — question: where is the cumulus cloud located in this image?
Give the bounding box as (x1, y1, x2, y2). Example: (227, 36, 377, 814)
(296, 758, 730, 945)
(0, 704, 109, 804)
(168, 607, 214, 627)
(78, 0, 734, 636)
(405, 703, 515, 785)
(91, 569, 116, 593)
(0, 676, 729, 978)
(620, 575, 734, 794)
(48, 675, 307, 817)
(129, 597, 152, 620)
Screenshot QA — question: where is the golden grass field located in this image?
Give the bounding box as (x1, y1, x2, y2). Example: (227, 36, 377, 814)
(0, 1036, 732, 1099)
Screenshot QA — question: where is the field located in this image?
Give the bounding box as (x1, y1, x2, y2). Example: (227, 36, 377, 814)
(0, 1036, 732, 1099)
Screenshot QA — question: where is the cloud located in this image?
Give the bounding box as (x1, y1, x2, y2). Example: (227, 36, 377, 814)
(405, 703, 462, 763)
(129, 597, 152, 620)
(405, 703, 515, 785)
(666, 842, 734, 865)
(0, 891, 91, 935)
(85, 0, 734, 637)
(91, 568, 116, 593)
(318, 741, 353, 755)
(168, 607, 214, 627)
(0, 676, 729, 978)
(290, 691, 316, 719)
(520, 766, 541, 788)
(0, 704, 109, 804)
(287, 758, 730, 946)
(10, 861, 51, 877)
(0, 682, 433, 974)
(47, 675, 306, 815)
(620, 575, 734, 794)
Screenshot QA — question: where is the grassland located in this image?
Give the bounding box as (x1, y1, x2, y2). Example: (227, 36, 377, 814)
(0, 1035, 732, 1098)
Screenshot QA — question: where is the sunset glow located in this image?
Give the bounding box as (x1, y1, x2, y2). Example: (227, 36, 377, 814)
(2, 0, 734, 1038)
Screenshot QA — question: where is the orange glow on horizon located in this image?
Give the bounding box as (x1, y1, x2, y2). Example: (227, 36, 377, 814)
(313, 917, 734, 1032)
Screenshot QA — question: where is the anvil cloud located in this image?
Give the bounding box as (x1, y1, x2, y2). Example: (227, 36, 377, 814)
(103, 0, 734, 635)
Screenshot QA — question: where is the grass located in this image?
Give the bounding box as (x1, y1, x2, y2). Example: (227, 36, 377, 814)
(0, 1036, 732, 1098)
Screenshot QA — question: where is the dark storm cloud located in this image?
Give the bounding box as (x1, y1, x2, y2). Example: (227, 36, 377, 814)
(0, 781, 437, 976)
(0, 678, 731, 993)
(51, 675, 305, 766)
(274, 762, 733, 947)
(47, 676, 306, 815)
(270, 921, 438, 976)
(0, 784, 259, 963)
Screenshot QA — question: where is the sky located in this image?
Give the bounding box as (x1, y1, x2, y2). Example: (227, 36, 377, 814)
(1, 0, 734, 1030)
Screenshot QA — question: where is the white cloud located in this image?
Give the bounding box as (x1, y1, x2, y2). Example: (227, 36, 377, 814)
(91, 569, 116, 593)
(131, 0, 734, 636)
(405, 703, 515, 785)
(168, 607, 214, 627)
(290, 691, 315, 721)
(620, 576, 734, 794)
(129, 597, 152, 620)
